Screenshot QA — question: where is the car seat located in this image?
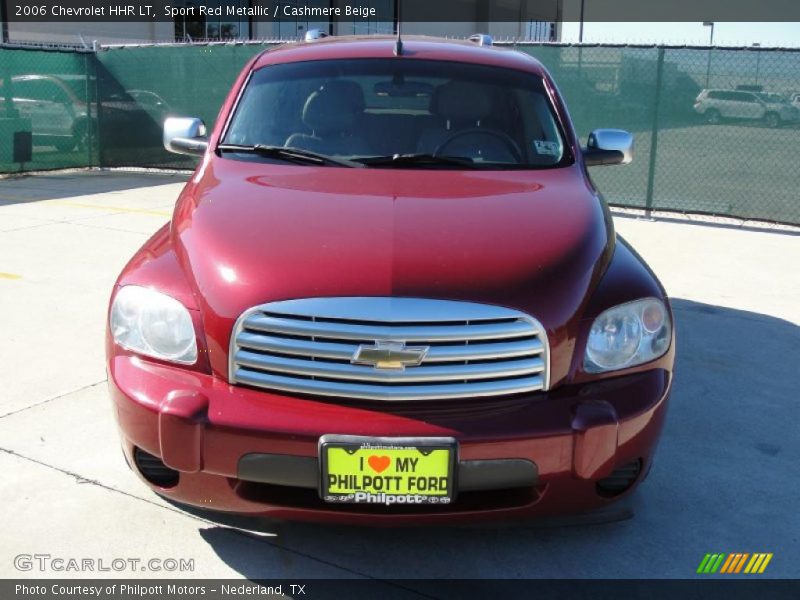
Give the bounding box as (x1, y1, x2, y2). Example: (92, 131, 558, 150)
(417, 81, 516, 161)
(285, 80, 370, 156)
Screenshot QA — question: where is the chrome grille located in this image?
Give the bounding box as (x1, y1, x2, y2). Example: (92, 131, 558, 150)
(229, 298, 549, 401)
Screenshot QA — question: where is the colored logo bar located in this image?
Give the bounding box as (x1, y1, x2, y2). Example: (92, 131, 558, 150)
(697, 553, 773, 574)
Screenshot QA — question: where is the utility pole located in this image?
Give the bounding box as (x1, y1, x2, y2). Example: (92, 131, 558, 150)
(703, 21, 715, 88)
(752, 43, 761, 86)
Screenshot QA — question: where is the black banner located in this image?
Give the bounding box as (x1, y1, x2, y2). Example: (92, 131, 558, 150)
(4, 0, 800, 23)
(4, 579, 800, 600)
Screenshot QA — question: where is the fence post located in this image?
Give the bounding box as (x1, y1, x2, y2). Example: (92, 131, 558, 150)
(644, 47, 665, 219)
(90, 49, 103, 168)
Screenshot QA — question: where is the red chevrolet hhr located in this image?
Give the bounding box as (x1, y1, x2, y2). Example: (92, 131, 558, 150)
(106, 35, 674, 524)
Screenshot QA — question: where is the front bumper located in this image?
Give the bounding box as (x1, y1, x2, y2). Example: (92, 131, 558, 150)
(109, 355, 671, 525)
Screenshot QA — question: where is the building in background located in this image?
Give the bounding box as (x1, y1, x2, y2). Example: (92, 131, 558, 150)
(1, 0, 561, 46)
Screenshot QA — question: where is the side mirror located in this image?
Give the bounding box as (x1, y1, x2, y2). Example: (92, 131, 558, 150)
(583, 129, 633, 167)
(163, 117, 208, 156)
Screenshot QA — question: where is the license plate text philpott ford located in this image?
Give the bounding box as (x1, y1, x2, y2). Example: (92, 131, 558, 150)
(320, 437, 455, 505)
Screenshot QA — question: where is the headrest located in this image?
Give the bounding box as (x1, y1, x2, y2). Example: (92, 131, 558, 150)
(302, 80, 365, 134)
(432, 81, 493, 122)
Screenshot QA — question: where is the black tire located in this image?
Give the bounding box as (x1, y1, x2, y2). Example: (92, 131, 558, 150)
(705, 109, 721, 124)
(764, 112, 780, 128)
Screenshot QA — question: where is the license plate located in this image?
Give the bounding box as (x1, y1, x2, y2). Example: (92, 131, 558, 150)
(319, 435, 456, 505)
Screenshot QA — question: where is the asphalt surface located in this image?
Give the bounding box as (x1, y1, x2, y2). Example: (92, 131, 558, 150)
(0, 171, 798, 580)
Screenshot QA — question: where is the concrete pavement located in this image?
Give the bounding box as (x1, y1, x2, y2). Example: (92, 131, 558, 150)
(0, 171, 798, 580)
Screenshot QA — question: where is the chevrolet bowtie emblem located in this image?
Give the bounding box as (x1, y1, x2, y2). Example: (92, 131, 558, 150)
(351, 341, 430, 370)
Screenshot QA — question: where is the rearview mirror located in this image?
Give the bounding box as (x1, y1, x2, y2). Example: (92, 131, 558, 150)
(374, 81, 434, 98)
(583, 129, 633, 167)
(163, 117, 208, 156)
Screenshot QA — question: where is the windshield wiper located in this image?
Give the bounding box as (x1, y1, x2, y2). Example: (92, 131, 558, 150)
(217, 144, 364, 168)
(356, 153, 477, 168)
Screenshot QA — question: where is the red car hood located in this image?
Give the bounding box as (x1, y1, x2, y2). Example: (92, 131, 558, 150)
(173, 158, 612, 374)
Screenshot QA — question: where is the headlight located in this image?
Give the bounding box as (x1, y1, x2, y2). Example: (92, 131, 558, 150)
(584, 298, 671, 373)
(110, 285, 197, 364)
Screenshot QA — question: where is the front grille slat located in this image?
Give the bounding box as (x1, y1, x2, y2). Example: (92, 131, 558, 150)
(243, 314, 534, 342)
(230, 298, 549, 401)
(234, 369, 546, 402)
(237, 332, 544, 363)
(237, 332, 356, 360)
(235, 349, 544, 383)
(424, 338, 544, 362)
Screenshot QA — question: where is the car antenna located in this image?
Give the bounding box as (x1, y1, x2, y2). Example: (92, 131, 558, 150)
(394, 0, 403, 55)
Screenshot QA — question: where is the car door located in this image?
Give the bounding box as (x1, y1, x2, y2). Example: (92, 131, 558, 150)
(719, 92, 745, 119)
(712, 91, 736, 118)
(735, 92, 763, 120)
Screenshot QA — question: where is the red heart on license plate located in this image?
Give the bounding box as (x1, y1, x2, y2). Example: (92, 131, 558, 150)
(368, 455, 391, 473)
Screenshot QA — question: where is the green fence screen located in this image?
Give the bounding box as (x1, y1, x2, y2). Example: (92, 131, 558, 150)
(519, 45, 800, 224)
(95, 44, 269, 168)
(1, 42, 799, 225)
(0, 46, 98, 173)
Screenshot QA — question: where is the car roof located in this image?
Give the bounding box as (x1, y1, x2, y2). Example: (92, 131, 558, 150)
(253, 36, 547, 76)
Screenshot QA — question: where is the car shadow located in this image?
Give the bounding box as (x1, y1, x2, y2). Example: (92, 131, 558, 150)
(0, 170, 188, 206)
(180, 298, 799, 579)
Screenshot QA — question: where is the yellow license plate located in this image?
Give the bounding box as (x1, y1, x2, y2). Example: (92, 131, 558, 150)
(320, 435, 456, 505)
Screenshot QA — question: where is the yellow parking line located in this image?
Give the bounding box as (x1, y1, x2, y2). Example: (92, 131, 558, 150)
(0, 272, 22, 280)
(49, 201, 171, 217)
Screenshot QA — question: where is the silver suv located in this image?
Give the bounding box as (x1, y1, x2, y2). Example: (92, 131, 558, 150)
(694, 89, 799, 127)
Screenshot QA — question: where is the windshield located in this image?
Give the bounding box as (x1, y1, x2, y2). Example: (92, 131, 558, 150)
(222, 58, 571, 169)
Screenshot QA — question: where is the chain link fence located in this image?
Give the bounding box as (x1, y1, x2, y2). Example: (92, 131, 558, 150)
(1, 41, 799, 224)
(519, 44, 800, 224)
(0, 45, 98, 172)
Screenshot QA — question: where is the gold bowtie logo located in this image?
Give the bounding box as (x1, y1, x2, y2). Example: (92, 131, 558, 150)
(351, 341, 429, 370)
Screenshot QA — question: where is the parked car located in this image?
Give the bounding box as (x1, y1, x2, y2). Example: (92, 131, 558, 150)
(125, 89, 172, 118)
(0, 74, 90, 151)
(106, 36, 675, 524)
(694, 88, 800, 127)
(0, 75, 172, 153)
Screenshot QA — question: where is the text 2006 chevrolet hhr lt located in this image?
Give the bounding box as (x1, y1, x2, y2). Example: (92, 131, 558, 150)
(106, 36, 674, 524)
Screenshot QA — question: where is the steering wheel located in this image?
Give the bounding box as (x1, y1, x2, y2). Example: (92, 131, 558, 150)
(433, 128, 523, 163)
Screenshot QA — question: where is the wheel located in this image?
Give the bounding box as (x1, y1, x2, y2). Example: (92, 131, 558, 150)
(705, 109, 721, 124)
(764, 112, 780, 128)
(434, 128, 524, 163)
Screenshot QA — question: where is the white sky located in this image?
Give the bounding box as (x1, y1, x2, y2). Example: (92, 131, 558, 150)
(559, 22, 800, 47)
